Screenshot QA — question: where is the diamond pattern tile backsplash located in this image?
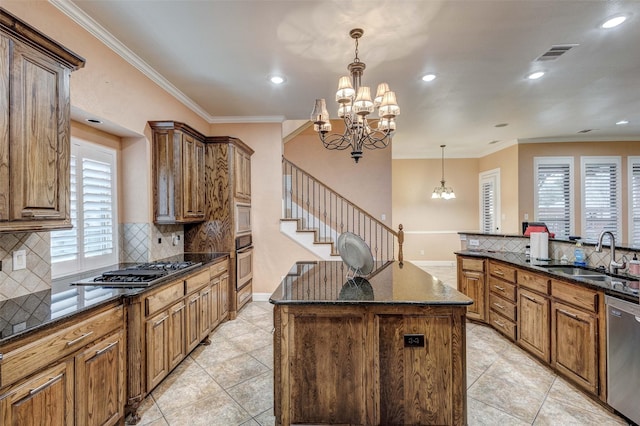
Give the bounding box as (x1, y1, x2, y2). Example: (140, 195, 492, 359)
(119, 223, 184, 263)
(0, 233, 51, 301)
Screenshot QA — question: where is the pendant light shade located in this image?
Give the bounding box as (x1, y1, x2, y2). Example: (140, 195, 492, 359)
(432, 145, 456, 200)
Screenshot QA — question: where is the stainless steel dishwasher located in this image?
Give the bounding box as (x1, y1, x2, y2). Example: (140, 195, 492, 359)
(606, 295, 640, 425)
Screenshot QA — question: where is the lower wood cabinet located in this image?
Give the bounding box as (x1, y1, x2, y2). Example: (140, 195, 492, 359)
(457, 257, 486, 321)
(517, 288, 550, 362)
(551, 300, 599, 394)
(0, 361, 74, 426)
(75, 330, 125, 426)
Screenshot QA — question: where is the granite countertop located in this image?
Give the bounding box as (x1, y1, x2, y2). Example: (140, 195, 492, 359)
(456, 250, 640, 303)
(0, 252, 229, 344)
(269, 260, 473, 306)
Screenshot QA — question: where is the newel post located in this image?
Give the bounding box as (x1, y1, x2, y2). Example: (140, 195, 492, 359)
(397, 224, 404, 265)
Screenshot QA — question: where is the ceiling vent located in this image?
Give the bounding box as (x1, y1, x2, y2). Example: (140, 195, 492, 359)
(578, 129, 595, 133)
(535, 44, 579, 61)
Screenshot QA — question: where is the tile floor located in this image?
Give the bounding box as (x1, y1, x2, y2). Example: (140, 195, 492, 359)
(129, 264, 630, 426)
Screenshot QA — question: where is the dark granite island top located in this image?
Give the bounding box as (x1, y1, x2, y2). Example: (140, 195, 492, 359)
(270, 260, 473, 306)
(270, 260, 471, 426)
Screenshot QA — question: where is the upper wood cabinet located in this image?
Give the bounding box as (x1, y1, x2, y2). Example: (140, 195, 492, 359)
(234, 147, 251, 201)
(149, 121, 206, 224)
(0, 8, 85, 232)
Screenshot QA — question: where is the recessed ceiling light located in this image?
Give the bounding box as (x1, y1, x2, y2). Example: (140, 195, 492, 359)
(269, 75, 286, 84)
(421, 74, 436, 82)
(616, 120, 630, 125)
(86, 118, 102, 124)
(601, 15, 627, 29)
(527, 71, 545, 80)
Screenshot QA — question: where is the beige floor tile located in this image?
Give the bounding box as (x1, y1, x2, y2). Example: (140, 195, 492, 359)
(202, 352, 270, 389)
(190, 336, 246, 368)
(161, 392, 251, 426)
(253, 408, 276, 426)
(229, 327, 273, 353)
(127, 395, 165, 426)
(533, 396, 628, 426)
(546, 377, 621, 418)
(250, 344, 274, 368)
(226, 370, 273, 416)
(467, 396, 530, 426)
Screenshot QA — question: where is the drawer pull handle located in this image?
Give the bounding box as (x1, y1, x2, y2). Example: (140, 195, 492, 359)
(522, 294, 537, 302)
(494, 285, 505, 292)
(154, 315, 169, 326)
(66, 331, 94, 347)
(95, 341, 118, 356)
(30, 373, 64, 395)
(494, 270, 504, 276)
(493, 302, 505, 310)
(558, 308, 578, 319)
(494, 319, 506, 329)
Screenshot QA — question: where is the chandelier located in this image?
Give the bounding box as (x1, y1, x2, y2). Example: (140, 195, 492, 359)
(432, 145, 456, 199)
(310, 28, 399, 163)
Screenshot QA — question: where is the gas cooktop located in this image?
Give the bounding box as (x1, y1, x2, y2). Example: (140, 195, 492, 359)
(72, 261, 203, 288)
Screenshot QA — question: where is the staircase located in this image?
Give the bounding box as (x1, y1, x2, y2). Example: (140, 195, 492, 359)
(281, 158, 400, 263)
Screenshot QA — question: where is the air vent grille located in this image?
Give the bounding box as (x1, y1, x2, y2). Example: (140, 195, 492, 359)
(578, 129, 595, 133)
(535, 44, 579, 61)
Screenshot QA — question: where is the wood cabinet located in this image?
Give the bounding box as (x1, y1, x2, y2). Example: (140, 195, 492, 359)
(234, 147, 251, 201)
(75, 330, 125, 426)
(0, 8, 84, 232)
(457, 257, 486, 321)
(0, 303, 123, 426)
(274, 304, 468, 425)
(518, 288, 550, 362)
(149, 121, 206, 224)
(550, 279, 600, 395)
(488, 260, 517, 340)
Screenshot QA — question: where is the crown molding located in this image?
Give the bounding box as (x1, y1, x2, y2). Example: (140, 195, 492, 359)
(49, 0, 214, 123)
(210, 115, 285, 124)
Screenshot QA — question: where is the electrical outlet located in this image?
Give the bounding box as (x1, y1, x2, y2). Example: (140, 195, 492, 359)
(469, 239, 480, 247)
(13, 250, 26, 270)
(381, 214, 386, 221)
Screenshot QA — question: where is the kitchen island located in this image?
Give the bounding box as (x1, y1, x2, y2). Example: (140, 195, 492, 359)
(270, 260, 473, 426)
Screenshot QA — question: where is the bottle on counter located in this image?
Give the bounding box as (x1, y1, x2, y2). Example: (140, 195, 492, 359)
(574, 240, 587, 267)
(629, 254, 640, 276)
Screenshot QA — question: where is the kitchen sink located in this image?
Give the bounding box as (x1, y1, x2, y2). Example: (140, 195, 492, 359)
(545, 265, 608, 278)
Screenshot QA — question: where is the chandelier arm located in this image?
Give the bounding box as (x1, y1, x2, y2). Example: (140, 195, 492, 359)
(319, 131, 353, 151)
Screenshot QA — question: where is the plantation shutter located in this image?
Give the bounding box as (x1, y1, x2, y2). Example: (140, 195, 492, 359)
(535, 159, 572, 239)
(51, 155, 78, 263)
(581, 157, 621, 243)
(630, 158, 640, 246)
(82, 157, 114, 258)
(481, 180, 495, 233)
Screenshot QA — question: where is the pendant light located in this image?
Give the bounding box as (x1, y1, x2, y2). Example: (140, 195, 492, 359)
(432, 145, 456, 200)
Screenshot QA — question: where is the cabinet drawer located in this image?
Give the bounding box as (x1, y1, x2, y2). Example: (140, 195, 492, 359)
(185, 269, 210, 294)
(551, 279, 598, 313)
(210, 260, 228, 277)
(489, 293, 517, 321)
(0, 305, 123, 388)
(237, 280, 252, 310)
(489, 310, 516, 341)
(146, 281, 184, 316)
(461, 258, 484, 272)
(489, 277, 516, 302)
(517, 270, 549, 294)
(489, 262, 517, 283)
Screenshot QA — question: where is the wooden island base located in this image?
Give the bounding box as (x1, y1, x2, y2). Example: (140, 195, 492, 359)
(273, 302, 468, 425)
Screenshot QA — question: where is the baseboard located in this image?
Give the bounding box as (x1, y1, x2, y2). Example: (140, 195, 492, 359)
(409, 260, 456, 267)
(252, 292, 272, 302)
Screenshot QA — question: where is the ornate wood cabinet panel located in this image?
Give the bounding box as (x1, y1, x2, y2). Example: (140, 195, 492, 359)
(457, 257, 486, 321)
(149, 121, 205, 224)
(145, 309, 171, 391)
(234, 147, 251, 201)
(168, 301, 186, 371)
(75, 330, 125, 426)
(0, 8, 84, 232)
(517, 287, 550, 362)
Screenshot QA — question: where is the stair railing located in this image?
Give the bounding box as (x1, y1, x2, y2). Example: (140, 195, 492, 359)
(283, 157, 402, 264)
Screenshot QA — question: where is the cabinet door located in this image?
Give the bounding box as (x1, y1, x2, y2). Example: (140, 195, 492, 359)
(220, 272, 229, 319)
(0, 361, 74, 425)
(75, 330, 125, 426)
(518, 288, 550, 362)
(8, 39, 70, 223)
(551, 301, 598, 394)
(185, 293, 200, 353)
(168, 301, 186, 371)
(152, 129, 175, 223)
(198, 285, 213, 340)
(0, 35, 9, 221)
(182, 134, 205, 220)
(234, 148, 251, 200)
(146, 310, 170, 391)
(461, 270, 485, 321)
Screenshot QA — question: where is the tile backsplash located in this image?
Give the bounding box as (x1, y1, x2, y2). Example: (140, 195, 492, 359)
(0, 222, 185, 301)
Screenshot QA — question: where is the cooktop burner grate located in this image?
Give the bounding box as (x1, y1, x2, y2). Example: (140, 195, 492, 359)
(72, 261, 203, 287)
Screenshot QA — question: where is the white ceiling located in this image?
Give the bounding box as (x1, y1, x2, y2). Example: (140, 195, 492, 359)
(60, 0, 640, 159)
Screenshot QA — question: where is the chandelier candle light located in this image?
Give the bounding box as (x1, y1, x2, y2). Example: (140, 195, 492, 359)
(310, 28, 400, 163)
(432, 144, 456, 199)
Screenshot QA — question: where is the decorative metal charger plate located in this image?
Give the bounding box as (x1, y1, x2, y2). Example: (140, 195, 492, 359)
(337, 232, 374, 276)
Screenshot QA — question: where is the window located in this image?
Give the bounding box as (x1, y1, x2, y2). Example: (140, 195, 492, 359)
(51, 139, 118, 277)
(629, 157, 640, 246)
(581, 156, 621, 243)
(479, 169, 500, 233)
(534, 157, 574, 239)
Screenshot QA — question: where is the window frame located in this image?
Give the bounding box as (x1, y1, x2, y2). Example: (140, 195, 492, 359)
(533, 156, 574, 239)
(51, 138, 119, 278)
(479, 168, 501, 233)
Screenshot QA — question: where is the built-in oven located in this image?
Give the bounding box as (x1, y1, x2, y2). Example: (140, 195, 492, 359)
(235, 203, 251, 236)
(235, 234, 253, 309)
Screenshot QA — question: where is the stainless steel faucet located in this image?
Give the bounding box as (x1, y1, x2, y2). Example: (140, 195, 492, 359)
(595, 231, 626, 274)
